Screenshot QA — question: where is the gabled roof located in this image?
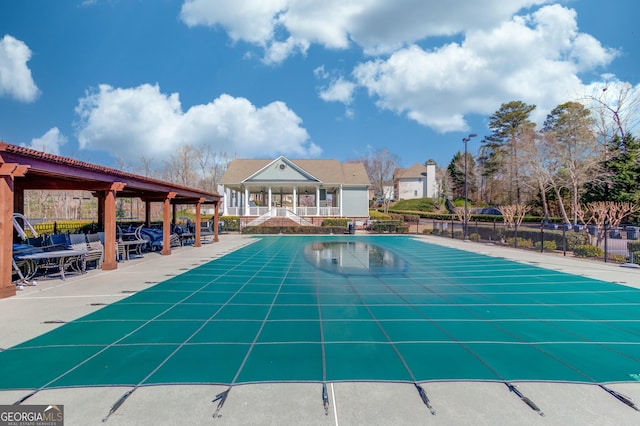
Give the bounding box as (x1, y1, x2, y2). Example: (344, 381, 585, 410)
(394, 163, 426, 180)
(220, 157, 370, 185)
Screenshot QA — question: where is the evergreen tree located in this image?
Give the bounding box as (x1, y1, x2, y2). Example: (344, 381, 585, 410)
(584, 133, 640, 204)
(481, 101, 536, 205)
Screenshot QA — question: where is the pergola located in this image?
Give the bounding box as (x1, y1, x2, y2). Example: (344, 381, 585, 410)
(0, 142, 222, 299)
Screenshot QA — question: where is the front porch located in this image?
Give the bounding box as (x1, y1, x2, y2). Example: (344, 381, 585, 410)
(222, 184, 344, 218)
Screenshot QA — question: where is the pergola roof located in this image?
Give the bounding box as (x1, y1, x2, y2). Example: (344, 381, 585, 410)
(0, 142, 221, 203)
(1, 141, 222, 299)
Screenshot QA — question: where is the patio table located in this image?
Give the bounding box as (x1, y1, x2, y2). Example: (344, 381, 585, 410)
(16, 249, 87, 280)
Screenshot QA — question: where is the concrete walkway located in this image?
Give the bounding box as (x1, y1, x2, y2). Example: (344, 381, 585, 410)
(1, 234, 639, 426)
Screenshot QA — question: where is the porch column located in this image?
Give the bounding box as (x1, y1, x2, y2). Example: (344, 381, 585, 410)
(223, 187, 229, 214)
(244, 187, 249, 216)
(339, 185, 343, 217)
(161, 192, 177, 255)
(0, 163, 29, 299)
(316, 187, 320, 216)
(268, 187, 272, 213)
(292, 187, 297, 214)
(102, 182, 126, 270)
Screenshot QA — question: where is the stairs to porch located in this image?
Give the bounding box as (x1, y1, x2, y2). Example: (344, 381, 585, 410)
(246, 208, 315, 227)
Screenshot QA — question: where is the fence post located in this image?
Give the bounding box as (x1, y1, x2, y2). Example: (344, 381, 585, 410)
(514, 223, 518, 248)
(562, 225, 566, 256)
(493, 219, 496, 242)
(604, 220, 609, 263)
(451, 215, 454, 239)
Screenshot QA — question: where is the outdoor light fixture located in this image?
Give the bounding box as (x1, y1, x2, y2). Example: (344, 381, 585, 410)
(462, 133, 478, 241)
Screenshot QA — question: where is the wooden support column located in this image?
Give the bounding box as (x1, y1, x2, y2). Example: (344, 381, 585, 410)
(214, 200, 220, 243)
(144, 200, 151, 227)
(194, 198, 204, 248)
(101, 182, 126, 270)
(0, 163, 29, 299)
(161, 192, 177, 255)
(93, 192, 105, 230)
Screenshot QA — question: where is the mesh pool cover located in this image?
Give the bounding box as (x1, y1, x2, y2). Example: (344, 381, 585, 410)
(2, 235, 640, 392)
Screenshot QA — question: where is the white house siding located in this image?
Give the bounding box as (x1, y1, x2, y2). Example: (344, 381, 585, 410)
(397, 178, 425, 200)
(342, 187, 370, 217)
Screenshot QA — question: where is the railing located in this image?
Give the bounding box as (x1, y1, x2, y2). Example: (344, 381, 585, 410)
(420, 218, 640, 265)
(224, 206, 340, 217)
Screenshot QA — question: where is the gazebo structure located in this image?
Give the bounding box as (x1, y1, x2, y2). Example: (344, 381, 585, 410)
(0, 142, 222, 299)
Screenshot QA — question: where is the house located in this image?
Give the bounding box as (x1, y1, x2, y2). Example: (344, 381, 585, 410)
(219, 156, 370, 226)
(393, 162, 437, 200)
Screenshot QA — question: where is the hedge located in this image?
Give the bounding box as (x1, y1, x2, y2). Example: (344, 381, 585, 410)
(241, 226, 346, 234)
(573, 245, 604, 258)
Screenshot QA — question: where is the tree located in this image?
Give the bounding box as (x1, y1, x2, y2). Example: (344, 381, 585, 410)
(543, 101, 599, 224)
(518, 126, 553, 218)
(194, 145, 230, 193)
(446, 151, 477, 200)
(356, 148, 400, 212)
(481, 101, 537, 205)
(584, 133, 640, 205)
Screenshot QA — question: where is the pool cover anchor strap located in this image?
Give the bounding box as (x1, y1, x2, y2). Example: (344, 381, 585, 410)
(506, 383, 544, 416)
(599, 385, 640, 411)
(415, 384, 436, 415)
(102, 389, 134, 422)
(322, 383, 329, 415)
(212, 387, 230, 418)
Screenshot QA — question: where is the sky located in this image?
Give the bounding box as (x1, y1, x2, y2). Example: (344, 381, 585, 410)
(1, 0, 639, 171)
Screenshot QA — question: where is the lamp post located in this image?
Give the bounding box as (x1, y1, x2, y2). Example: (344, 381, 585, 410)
(462, 133, 477, 240)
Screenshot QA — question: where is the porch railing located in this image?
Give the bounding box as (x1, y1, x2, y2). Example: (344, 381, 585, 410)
(224, 206, 340, 217)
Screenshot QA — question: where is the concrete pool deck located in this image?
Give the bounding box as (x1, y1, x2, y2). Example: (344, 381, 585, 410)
(1, 233, 639, 425)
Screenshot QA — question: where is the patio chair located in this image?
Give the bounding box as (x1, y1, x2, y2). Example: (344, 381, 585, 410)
(70, 233, 103, 268)
(46, 233, 70, 251)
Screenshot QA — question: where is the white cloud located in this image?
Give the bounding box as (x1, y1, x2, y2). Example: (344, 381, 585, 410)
(180, 0, 287, 45)
(349, 5, 618, 132)
(319, 77, 356, 104)
(179, 0, 550, 62)
(0, 35, 39, 102)
(25, 128, 67, 155)
(75, 83, 319, 158)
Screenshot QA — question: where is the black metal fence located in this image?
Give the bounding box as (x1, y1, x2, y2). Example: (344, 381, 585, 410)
(425, 218, 640, 265)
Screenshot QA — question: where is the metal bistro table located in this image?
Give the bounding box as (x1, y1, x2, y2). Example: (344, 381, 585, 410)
(16, 249, 87, 280)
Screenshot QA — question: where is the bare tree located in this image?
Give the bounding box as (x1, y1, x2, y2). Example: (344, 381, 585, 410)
(543, 102, 600, 225)
(498, 204, 530, 228)
(194, 145, 230, 193)
(163, 145, 198, 187)
(355, 148, 400, 213)
(583, 201, 640, 246)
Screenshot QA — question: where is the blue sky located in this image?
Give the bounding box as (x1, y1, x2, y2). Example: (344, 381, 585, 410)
(1, 0, 638, 171)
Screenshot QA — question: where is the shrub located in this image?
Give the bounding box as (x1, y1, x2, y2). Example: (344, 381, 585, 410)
(609, 254, 627, 263)
(629, 251, 640, 265)
(628, 242, 640, 253)
(505, 237, 533, 248)
(220, 216, 240, 232)
(322, 218, 350, 227)
(468, 233, 481, 242)
(573, 244, 604, 258)
(534, 240, 557, 251)
(370, 220, 405, 233)
(369, 210, 391, 220)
